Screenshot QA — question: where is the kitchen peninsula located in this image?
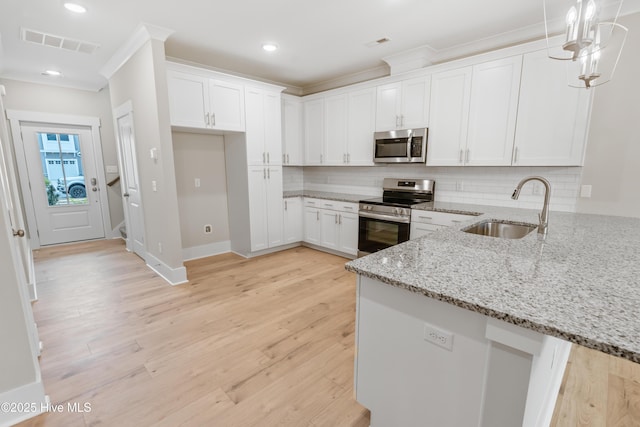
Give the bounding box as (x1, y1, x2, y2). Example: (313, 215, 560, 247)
(346, 204, 640, 427)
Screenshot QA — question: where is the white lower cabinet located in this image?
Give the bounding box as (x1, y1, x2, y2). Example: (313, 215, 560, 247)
(303, 198, 358, 257)
(410, 210, 478, 239)
(248, 166, 283, 251)
(283, 197, 302, 244)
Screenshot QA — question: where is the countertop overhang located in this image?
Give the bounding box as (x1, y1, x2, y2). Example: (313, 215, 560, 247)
(346, 201, 640, 363)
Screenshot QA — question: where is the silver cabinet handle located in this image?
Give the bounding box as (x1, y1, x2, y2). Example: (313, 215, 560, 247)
(343, 154, 346, 164)
(211, 113, 216, 126)
(316, 211, 319, 221)
(320, 154, 323, 164)
(465, 149, 470, 163)
(335, 213, 338, 224)
(283, 154, 286, 164)
(338, 214, 342, 225)
(268, 168, 271, 179)
(285, 200, 288, 210)
(267, 152, 270, 164)
(459, 150, 464, 163)
(513, 147, 519, 164)
(13, 229, 25, 237)
(205, 113, 210, 125)
(287, 154, 290, 164)
(451, 220, 463, 223)
(263, 169, 266, 179)
(400, 115, 405, 127)
(418, 216, 432, 220)
(263, 152, 266, 164)
(395, 115, 400, 128)
(347, 153, 350, 163)
(324, 203, 333, 207)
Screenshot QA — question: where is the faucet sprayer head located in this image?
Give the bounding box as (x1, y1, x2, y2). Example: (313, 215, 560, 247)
(511, 188, 520, 200)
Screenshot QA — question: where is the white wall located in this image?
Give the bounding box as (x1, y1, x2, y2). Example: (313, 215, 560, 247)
(107, 39, 185, 280)
(0, 78, 124, 230)
(172, 131, 230, 251)
(576, 12, 640, 218)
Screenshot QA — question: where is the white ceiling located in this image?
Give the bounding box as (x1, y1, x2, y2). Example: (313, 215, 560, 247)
(1, 0, 639, 94)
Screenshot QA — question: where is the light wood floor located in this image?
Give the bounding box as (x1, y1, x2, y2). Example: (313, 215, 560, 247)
(15, 239, 640, 426)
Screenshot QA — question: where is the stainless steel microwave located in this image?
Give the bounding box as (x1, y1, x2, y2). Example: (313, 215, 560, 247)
(373, 128, 428, 163)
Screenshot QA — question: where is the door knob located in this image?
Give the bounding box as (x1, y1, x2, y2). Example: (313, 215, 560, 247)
(13, 229, 25, 237)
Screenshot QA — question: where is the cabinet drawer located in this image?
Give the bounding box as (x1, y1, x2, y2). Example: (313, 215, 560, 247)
(304, 197, 323, 207)
(304, 198, 358, 213)
(411, 210, 476, 227)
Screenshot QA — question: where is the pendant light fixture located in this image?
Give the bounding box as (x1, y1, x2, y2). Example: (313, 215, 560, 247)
(543, 0, 628, 88)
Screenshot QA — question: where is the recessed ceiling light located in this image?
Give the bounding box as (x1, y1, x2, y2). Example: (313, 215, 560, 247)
(63, 2, 87, 13)
(262, 43, 278, 52)
(42, 70, 63, 77)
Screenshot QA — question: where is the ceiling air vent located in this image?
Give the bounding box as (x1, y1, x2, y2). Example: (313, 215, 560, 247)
(21, 28, 99, 54)
(365, 37, 391, 48)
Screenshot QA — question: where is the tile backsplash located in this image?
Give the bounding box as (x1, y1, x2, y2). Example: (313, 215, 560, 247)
(284, 164, 583, 212)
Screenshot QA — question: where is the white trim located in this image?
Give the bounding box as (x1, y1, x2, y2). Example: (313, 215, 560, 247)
(100, 23, 175, 80)
(0, 381, 47, 427)
(6, 110, 111, 249)
(145, 251, 188, 286)
(230, 242, 302, 259)
(182, 240, 231, 261)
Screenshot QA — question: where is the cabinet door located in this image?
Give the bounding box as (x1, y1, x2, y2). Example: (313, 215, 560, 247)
(266, 167, 284, 247)
(304, 98, 325, 165)
(347, 88, 376, 165)
(167, 71, 209, 129)
(283, 197, 303, 243)
(324, 94, 348, 165)
(427, 67, 473, 166)
(513, 49, 592, 166)
(248, 167, 268, 252)
(400, 76, 431, 130)
(282, 96, 304, 165)
(304, 207, 321, 244)
(264, 91, 283, 166)
(338, 211, 359, 256)
(375, 82, 401, 131)
(319, 209, 339, 250)
(466, 57, 522, 166)
(209, 80, 245, 131)
(245, 88, 267, 165)
(410, 223, 440, 239)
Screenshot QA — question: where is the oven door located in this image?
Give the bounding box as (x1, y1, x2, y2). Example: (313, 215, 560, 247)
(358, 214, 411, 257)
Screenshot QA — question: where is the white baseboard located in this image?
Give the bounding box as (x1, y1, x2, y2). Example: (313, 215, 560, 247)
(182, 240, 231, 261)
(145, 252, 188, 286)
(301, 242, 356, 259)
(232, 242, 302, 259)
(0, 381, 47, 427)
(110, 221, 125, 239)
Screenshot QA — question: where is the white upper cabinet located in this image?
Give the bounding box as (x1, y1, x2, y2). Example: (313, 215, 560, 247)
(304, 98, 324, 165)
(208, 80, 245, 131)
(427, 67, 473, 166)
(282, 95, 304, 165)
(466, 56, 522, 166)
(375, 76, 430, 131)
(167, 71, 210, 129)
(167, 70, 245, 132)
(428, 56, 522, 166)
(245, 87, 282, 166)
(347, 88, 376, 165)
(513, 49, 592, 166)
(324, 93, 349, 165)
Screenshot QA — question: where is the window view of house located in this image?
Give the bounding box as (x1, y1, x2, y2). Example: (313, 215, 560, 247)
(38, 132, 87, 206)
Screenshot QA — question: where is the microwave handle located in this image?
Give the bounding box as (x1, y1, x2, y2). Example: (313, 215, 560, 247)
(406, 136, 412, 159)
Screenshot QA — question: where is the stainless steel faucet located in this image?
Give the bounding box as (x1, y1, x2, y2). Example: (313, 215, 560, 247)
(511, 176, 551, 238)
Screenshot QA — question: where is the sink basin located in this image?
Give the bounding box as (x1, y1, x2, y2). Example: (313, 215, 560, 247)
(463, 220, 537, 239)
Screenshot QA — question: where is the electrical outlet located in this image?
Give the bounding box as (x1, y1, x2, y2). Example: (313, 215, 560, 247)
(424, 323, 454, 351)
(204, 224, 212, 234)
(580, 184, 592, 198)
(195, 178, 201, 188)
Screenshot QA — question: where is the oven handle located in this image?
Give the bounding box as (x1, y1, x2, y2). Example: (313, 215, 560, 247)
(358, 211, 410, 224)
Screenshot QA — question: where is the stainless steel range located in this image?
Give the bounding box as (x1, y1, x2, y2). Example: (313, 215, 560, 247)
(358, 178, 435, 257)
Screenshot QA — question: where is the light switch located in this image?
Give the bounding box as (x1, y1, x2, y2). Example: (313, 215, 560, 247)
(152, 180, 157, 192)
(580, 185, 592, 198)
(106, 165, 118, 174)
(195, 178, 201, 188)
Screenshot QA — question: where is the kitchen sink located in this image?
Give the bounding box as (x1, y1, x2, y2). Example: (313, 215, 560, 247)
(463, 220, 537, 239)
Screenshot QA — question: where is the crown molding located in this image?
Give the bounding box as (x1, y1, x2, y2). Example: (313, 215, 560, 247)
(100, 23, 175, 80)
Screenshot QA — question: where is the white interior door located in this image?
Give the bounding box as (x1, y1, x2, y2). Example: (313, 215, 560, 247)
(19, 123, 104, 246)
(115, 106, 146, 259)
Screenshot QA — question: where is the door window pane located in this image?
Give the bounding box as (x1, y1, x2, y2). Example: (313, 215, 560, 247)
(38, 132, 88, 206)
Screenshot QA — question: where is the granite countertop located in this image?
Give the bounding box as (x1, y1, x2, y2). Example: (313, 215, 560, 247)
(283, 190, 370, 204)
(346, 202, 640, 363)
